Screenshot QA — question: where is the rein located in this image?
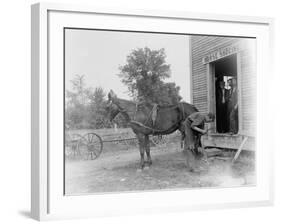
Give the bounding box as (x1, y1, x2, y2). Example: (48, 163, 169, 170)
(113, 101, 177, 134)
(130, 120, 166, 133)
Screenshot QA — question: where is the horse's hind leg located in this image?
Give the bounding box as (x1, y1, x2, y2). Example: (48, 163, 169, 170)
(137, 134, 145, 170)
(144, 135, 152, 166)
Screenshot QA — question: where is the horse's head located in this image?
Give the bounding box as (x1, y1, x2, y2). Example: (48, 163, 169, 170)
(106, 90, 120, 122)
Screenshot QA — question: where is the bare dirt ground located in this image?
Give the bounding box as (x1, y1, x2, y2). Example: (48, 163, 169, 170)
(65, 141, 255, 195)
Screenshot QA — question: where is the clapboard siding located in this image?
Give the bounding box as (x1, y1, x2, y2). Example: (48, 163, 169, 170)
(191, 36, 256, 136)
(240, 40, 256, 133)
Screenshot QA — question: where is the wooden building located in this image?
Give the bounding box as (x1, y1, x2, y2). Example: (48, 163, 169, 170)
(190, 36, 256, 150)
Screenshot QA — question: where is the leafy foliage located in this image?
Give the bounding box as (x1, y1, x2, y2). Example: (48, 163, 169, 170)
(118, 47, 182, 105)
(65, 75, 89, 128)
(66, 75, 108, 129)
(65, 47, 183, 129)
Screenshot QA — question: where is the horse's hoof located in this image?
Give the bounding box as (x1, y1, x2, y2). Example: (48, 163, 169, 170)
(143, 166, 150, 170)
(190, 167, 203, 173)
(137, 168, 142, 172)
(190, 168, 200, 173)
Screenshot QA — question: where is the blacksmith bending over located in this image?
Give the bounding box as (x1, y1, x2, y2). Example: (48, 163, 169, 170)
(188, 112, 215, 135)
(182, 112, 215, 171)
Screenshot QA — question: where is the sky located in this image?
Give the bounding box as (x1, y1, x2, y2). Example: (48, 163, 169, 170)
(65, 29, 191, 102)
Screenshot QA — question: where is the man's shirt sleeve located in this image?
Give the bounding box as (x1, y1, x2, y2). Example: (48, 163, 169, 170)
(188, 113, 205, 128)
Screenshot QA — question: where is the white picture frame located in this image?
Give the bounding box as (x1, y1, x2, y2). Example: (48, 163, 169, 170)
(31, 2, 274, 221)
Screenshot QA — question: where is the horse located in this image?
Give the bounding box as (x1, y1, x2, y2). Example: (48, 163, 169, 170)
(106, 90, 199, 170)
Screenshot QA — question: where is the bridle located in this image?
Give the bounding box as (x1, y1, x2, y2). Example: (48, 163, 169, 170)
(108, 99, 181, 134)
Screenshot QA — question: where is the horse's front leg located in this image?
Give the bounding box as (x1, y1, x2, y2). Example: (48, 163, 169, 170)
(137, 134, 145, 170)
(144, 135, 152, 166)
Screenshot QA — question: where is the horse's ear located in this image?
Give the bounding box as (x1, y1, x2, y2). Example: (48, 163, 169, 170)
(108, 91, 112, 101)
(108, 90, 117, 100)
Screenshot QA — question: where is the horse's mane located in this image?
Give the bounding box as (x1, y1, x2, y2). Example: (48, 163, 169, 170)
(114, 98, 137, 116)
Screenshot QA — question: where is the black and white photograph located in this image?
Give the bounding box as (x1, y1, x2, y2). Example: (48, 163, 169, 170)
(1, 0, 280, 222)
(64, 29, 256, 195)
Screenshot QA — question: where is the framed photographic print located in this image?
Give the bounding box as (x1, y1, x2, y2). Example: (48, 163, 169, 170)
(31, 2, 274, 221)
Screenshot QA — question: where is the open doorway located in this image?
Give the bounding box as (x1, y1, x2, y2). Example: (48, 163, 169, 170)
(213, 54, 239, 134)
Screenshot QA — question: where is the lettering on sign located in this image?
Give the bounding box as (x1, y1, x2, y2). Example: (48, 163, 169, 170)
(202, 45, 239, 64)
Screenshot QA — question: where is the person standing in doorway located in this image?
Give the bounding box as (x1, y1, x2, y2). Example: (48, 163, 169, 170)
(216, 79, 228, 133)
(227, 78, 238, 134)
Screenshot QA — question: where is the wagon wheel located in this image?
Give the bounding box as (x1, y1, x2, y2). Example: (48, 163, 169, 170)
(65, 133, 82, 158)
(79, 133, 103, 160)
(71, 134, 83, 157)
(151, 135, 167, 147)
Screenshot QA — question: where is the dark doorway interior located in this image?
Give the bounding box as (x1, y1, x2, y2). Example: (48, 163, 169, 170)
(214, 54, 238, 134)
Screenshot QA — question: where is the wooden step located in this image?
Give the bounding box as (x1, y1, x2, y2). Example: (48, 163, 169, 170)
(205, 148, 223, 157)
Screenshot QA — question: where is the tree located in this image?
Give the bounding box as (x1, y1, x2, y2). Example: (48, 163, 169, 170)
(87, 87, 111, 129)
(118, 47, 181, 104)
(157, 82, 182, 105)
(65, 75, 91, 128)
(68, 75, 88, 105)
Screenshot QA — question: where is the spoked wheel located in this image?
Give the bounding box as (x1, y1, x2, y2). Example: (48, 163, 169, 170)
(65, 133, 82, 158)
(151, 135, 167, 147)
(79, 133, 103, 160)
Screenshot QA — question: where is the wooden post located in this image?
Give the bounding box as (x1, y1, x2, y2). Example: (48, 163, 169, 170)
(236, 52, 243, 134)
(232, 136, 248, 163)
(206, 63, 216, 132)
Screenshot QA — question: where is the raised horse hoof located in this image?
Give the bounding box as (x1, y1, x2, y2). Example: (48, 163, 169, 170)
(147, 161, 152, 166)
